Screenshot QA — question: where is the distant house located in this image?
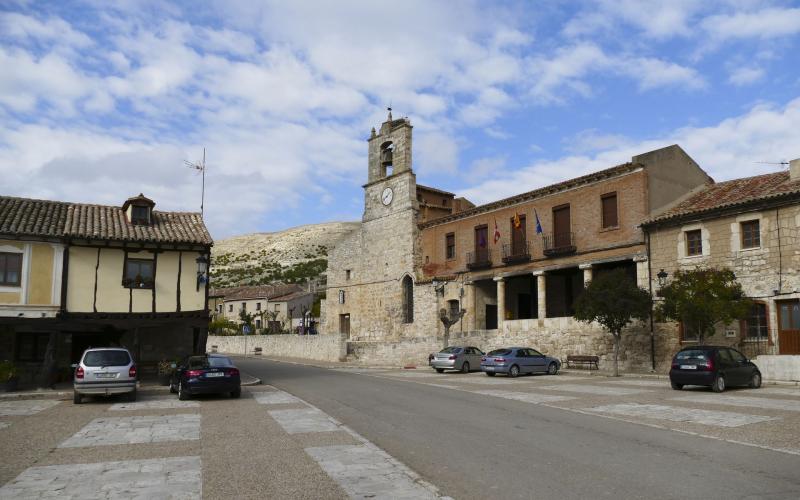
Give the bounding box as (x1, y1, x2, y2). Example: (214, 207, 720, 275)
(0, 194, 212, 384)
(209, 283, 315, 333)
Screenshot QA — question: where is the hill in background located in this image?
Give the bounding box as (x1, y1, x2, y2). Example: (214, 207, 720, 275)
(209, 221, 359, 288)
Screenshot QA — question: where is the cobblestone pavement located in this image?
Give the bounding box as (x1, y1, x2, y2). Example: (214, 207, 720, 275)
(364, 368, 800, 455)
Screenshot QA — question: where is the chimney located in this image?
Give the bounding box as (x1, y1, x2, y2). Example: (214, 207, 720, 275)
(791, 159, 800, 181)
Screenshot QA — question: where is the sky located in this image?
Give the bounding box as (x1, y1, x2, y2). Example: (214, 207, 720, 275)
(2, 1, 800, 239)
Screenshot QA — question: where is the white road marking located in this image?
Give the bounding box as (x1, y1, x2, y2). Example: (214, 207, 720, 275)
(59, 414, 201, 447)
(472, 390, 575, 404)
(110, 396, 199, 411)
(268, 408, 341, 434)
(586, 403, 777, 427)
(0, 400, 59, 416)
(254, 391, 304, 405)
(539, 384, 652, 396)
(0, 456, 201, 499)
(673, 394, 800, 412)
(306, 445, 440, 499)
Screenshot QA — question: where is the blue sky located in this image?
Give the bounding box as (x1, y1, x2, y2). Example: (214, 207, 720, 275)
(2, 1, 800, 239)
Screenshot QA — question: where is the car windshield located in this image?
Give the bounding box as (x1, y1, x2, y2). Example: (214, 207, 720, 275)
(675, 349, 710, 361)
(187, 356, 211, 369)
(83, 350, 130, 367)
(440, 347, 462, 354)
(488, 349, 512, 356)
(208, 357, 233, 367)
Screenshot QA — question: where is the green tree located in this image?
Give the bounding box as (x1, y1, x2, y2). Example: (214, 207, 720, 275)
(209, 317, 238, 336)
(573, 268, 652, 377)
(655, 267, 751, 345)
(238, 309, 255, 334)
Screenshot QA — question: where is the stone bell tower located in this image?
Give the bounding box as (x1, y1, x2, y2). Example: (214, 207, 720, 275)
(363, 108, 418, 223)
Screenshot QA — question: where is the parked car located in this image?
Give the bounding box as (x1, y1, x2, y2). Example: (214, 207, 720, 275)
(431, 346, 485, 373)
(170, 354, 241, 399)
(480, 347, 561, 377)
(73, 347, 137, 404)
(669, 345, 761, 392)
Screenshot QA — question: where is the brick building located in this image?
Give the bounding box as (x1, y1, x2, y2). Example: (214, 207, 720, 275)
(324, 111, 713, 370)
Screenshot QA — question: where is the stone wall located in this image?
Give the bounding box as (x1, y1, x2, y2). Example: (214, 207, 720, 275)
(207, 334, 345, 363)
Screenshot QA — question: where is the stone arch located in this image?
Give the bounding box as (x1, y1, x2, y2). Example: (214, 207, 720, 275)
(380, 141, 394, 177)
(401, 274, 414, 323)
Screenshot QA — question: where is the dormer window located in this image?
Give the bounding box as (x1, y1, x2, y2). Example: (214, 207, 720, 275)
(122, 193, 156, 226)
(131, 205, 150, 225)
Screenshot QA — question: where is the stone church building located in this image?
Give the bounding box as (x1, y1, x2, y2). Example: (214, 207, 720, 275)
(324, 111, 714, 371)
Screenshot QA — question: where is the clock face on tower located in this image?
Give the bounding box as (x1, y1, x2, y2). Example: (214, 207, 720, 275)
(381, 187, 393, 206)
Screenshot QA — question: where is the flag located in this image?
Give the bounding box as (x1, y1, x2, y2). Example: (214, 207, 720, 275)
(534, 208, 543, 235)
(493, 218, 501, 244)
(513, 212, 521, 229)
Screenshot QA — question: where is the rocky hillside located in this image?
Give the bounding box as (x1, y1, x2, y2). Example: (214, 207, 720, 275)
(210, 221, 359, 288)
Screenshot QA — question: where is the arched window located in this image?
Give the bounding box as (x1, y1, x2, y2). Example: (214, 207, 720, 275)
(402, 275, 414, 323)
(380, 142, 394, 177)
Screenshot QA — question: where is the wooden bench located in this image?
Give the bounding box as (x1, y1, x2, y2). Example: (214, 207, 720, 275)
(566, 355, 599, 370)
(253, 347, 263, 355)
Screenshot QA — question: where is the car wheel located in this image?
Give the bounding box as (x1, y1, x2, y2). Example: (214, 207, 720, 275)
(231, 388, 241, 398)
(178, 381, 190, 401)
(712, 375, 725, 393)
(435, 368, 445, 373)
(461, 362, 470, 374)
(485, 372, 496, 377)
(509, 365, 520, 378)
(73, 391, 82, 405)
(547, 362, 558, 375)
(749, 372, 762, 389)
(670, 381, 683, 390)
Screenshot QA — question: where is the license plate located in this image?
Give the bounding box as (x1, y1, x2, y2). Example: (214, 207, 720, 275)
(205, 372, 224, 378)
(680, 365, 697, 370)
(96, 373, 115, 378)
(484, 366, 494, 371)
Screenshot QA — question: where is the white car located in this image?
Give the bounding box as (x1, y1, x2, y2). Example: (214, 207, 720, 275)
(73, 347, 137, 404)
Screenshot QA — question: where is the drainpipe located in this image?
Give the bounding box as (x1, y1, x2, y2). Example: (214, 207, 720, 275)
(646, 229, 656, 372)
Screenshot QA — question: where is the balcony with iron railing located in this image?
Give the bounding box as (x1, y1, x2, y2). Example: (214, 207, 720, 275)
(542, 232, 576, 257)
(466, 248, 492, 270)
(502, 241, 531, 265)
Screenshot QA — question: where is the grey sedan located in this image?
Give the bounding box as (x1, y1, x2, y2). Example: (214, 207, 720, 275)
(480, 347, 561, 377)
(431, 346, 485, 373)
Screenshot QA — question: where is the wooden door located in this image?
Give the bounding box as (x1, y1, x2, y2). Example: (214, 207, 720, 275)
(339, 314, 350, 337)
(511, 215, 527, 254)
(552, 205, 570, 247)
(777, 300, 800, 354)
(474, 226, 489, 261)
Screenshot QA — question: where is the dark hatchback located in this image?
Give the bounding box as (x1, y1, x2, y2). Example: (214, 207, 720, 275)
(170, 354, 241, 400)
(669, 346, 761, 393)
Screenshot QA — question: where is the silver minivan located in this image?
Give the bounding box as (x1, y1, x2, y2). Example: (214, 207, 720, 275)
(73, 347, 137, 404)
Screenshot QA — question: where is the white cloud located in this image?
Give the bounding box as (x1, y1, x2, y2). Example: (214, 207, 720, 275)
(414, 132, 461, 175)
(563, 0, 702, 39)
(703, 7, 800, 41)
(460, 97, 800, 206)
(0, 12, 93, 48)
(728, 66, 765, 86)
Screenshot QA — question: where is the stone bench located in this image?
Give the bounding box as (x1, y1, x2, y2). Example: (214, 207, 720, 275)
(566, 355, 599, 370)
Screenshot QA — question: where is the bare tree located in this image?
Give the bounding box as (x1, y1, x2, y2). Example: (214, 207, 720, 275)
(439, 308, 466, 349)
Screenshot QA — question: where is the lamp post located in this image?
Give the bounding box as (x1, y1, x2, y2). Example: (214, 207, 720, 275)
(657, 269, 669, 287)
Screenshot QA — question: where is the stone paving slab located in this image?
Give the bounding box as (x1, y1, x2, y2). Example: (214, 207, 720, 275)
(0, 456, 201, 499)
(0, 422, 8, 430)
(672, 394, 800, 412)
(59, 414, 201, 448)
(606, 379, 670, 387)
(379, 371, 443, 378)
(254, 391, 304, 405)
(110, 396, 199, 411)
(268, 408, 341, 434)
(756, 388, 800, 397)
(539, 384, 652, 396)
(0, 400, 60, 416)
(586, 403, 778, 428)
(472, 390, 575, 404)
(305, 445, 440, 499)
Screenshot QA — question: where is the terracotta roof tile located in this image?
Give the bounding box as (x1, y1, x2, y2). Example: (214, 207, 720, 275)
(0, 195, 212, 246)
(215, 284, 305, 301)
(645, 171, 800, 226)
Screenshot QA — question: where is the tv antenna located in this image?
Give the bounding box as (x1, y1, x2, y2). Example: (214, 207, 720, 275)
(184, 148, 206, 218)
(754, 160, 789, 166)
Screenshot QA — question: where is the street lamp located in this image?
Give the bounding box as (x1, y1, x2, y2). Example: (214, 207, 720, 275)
(196, 254, 209, 291)
(657, 269, 668, 287)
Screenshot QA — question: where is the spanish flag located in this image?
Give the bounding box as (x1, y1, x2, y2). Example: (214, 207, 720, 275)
(493, 218, 501, 244)
(513, 212, 521, 229)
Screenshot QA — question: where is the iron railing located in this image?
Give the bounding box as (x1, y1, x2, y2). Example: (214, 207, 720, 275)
(542, 232, 576, 257)
(502, 241, 531, 264)
(466, 248, 492, 270)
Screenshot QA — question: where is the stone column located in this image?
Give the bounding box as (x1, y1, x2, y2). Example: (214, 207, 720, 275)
(579, 263, 593, 287)
(465, 282, 477, 332)
(633, 254, 649, 290)
(534, 271, 546, 319)
(494, 277, 505, 332)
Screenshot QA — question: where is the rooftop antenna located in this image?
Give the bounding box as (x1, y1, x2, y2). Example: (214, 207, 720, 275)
(185, 148, 206, 218)
(754, 160, 789, 167)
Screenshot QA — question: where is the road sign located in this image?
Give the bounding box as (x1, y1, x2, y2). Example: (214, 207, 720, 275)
(243, 325, 251, 335)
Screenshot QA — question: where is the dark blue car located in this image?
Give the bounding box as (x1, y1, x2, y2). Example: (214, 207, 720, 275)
(480, 347, 561, 377)
(170, 354, 241, 399)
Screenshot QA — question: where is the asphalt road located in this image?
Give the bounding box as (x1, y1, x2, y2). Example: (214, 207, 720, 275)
(236, 358, 800, 500)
